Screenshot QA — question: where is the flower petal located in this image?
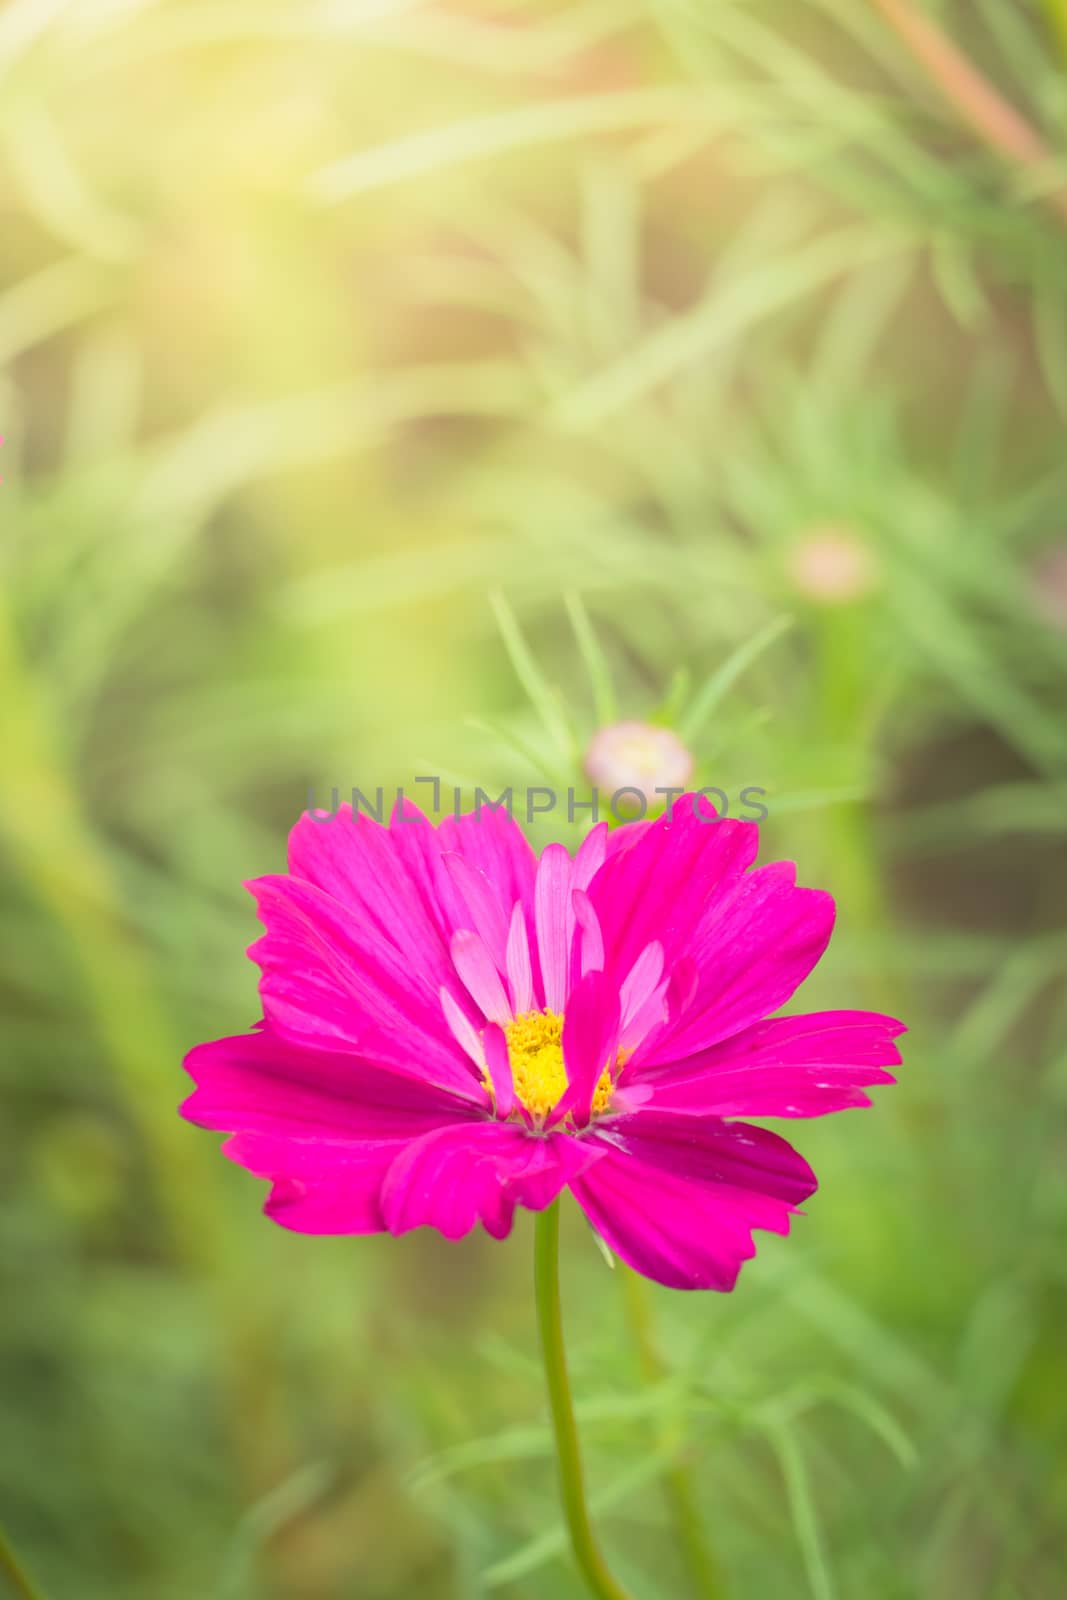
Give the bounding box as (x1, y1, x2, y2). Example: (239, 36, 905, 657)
(506, 901, 534, 1014)
(587, 797, 760, 986)
(444, 852, 511, 974)
(181, 1028, 486, 1238)
(535, 842, 572, 1013)
(619, 941, 663, 1024)
(437, 804, 539, 918)
(385, 798, 473, 951)
(551, 968, 620, 1129)
(572, 823, 608, 893)
(439, 986, 484, 1067)
(261, 1147, 402, 1234)
(572, 888, 605, 978)
(451, 929, 513, 1025)
(438, 802, 540, 987)
(380, 1122, 602, 1241)
(637, 1011, 904, 1117)
(182, 1027, 485, 1139)
(618, 940, 665, 1050)
(571, 1112, 816, 1290)
(483, 1022, 516, 1120)
(247, 874, 478, 1096)
(288, 802, 454, 988)
(643, 864, 836, 1061)
(605, 817, 653, 857)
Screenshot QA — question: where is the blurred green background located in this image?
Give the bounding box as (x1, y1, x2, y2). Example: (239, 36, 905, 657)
(3, 1, 1067, 1596)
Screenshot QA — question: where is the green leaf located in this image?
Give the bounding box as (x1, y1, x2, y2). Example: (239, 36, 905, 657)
(564, 591, 616, 727)
(768, 1426, 836, 1600)
(489, 590, 577, 761)
(679, 616, 794, 743)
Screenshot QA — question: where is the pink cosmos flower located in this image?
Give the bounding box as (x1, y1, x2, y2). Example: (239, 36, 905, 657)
(182, 796, 903, 1290)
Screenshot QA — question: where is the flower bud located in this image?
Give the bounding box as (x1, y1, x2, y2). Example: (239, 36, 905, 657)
(786, 525, 880, 605)
(584, 721, 693, 814)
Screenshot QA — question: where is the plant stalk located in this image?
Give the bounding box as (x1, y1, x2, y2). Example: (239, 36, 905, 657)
(1044, 0, 1067, 59)
(871, 0, 1067, 226)
(0, 1524, 46, 1600)
(620, 1268, 725, 1599)
(534, 1202, 636, 1600)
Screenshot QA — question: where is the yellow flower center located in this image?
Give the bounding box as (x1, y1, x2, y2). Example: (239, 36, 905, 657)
(486, 1009, 615, 1126)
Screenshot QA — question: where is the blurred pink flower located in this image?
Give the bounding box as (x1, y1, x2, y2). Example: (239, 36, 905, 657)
(786, 526, 881, 604)
(584, 721, 693, 812)
(183, 797, 903, 1290)
(1030, 546, 1067, 631)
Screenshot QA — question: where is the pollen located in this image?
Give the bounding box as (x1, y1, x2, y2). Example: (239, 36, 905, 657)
(486, 1009, 614, 1126)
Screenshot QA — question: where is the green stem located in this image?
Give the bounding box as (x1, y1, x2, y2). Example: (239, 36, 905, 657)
(1044, 0, 1067, 59)
(534, 1202, 636, 1600)
(870, 0, 1067, 226)
(0, 1523, 46, 1600)
(620, 1269, 724, 1599)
